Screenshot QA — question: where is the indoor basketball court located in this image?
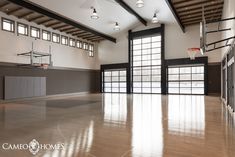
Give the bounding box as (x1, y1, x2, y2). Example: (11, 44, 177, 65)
(0, 0, 234, 157)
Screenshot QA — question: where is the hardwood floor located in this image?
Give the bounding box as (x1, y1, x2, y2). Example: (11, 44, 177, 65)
(0, 94, 234, 157)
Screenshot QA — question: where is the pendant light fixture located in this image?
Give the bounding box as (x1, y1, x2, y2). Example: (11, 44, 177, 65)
(114, 22, 120, 31)
(152, 12, 159, 23)
(136, 0, 144, 8)
(91, 8, 99, 19)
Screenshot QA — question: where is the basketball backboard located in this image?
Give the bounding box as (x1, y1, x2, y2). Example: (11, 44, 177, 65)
(200, 20, 206, 55)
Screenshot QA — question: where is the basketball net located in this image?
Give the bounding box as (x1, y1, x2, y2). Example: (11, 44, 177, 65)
(187, 48, 200, 60)
(41, 64, 49, 70)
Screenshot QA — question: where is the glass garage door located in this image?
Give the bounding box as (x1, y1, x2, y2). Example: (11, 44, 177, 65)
(132, 35, 162, 93)
(103, 69, 127, 93)
(168, 65, 205, 94)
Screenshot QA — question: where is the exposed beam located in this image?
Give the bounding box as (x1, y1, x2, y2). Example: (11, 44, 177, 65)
(45, 21, 60, 27)
(7, 0, 116, 43)
(178, 6, 223, 16)
(0, 2, 10, 9)
(165, 0, 185, 33)
(175, 0, 223, 10)
(6, 7, 22, 15)
(28, 15, 44, 22)
(66, 29, 82, 34)
(79, 34, 95, 38)
(177, 3, 223, 14)
(180, 10, 222, 19)
(72, 32, 87, 36)
(53, 24, 68, 30)
(37, 18, 54, 25)
(114, 0, 147, 26)
(182, 13, 221, 23)
(60, 27, 75, 32)
(18, 11, 34, 19)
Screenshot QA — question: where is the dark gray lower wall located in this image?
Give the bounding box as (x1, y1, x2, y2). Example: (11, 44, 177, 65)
(0, 65, 100, 100)
(208, 63, 221, 95)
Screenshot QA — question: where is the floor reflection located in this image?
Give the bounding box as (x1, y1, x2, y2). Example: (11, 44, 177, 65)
(168, 95, 205, 137)
(103, 93, 127, 127)
(132, 94, 163, 157)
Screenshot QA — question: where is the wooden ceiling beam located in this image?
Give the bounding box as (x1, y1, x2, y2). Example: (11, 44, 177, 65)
(6, 7, 22, 15)
(179, 7, 223, 17)
(0, 2, 10, 9)
(37, 18, 54, 25)
(179, 7, 223, 16)
(177, 3, 223, 13)
(182, 13, 221, 23)
(28, 15, 44, 22)
(53, 24, 68, 30)
(66, 29, 82, 34)
(79, 34, 96, 38)
(60, 27, 75, 32)
(45, 21, 60, 27)
(180, 10, 222, 19)
(18, 11, 34, 19)
(175, 0, 223, 10)
(181, 12, 222, 20)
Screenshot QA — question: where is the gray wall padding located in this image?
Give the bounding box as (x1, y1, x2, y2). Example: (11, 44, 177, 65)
(4, 76, 46, 99)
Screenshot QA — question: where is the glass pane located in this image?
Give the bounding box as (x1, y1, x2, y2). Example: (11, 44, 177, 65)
(133, 39, 141, 45)
(105, 83, 111, 87)
(152, 76, 161, 81)
(152, 82, 161, 87)
(133, 76, 141, 81)
(120, 83, 126, 88)
(168, 74, 179, 81)
(142, 49, 151, 55)
(142, 76, 151, 81)
(133, 44, 141, 50)
(120, 76, 126, 82)
(133, 50, 141, 55)
(192, 66, 204, 73)
(192, 81, 204, 88)
(180, 67, 191, 73)
(120, 88, 126, 93)
(133, 55, 141, 61)
(152, 36, 161, 42)
(152, 48, 161, 54)
(142, 88, 151, 93)
(142, 37, 151, 43)
(105, 88, 111, 92)
(142, 55, 151, 60)
(168, 82, 179, 87)
(133, 88, 141, 93)
(112, 77, 118, 81)
(133, 82, 141, 88)
(152, 88, 161, 93)
(180, 74, 191, 80)
(142, 82, 151, 88)
(152, 54, 161, 60)
(168, 68, 179, 74)
(105, 71, 111, 76)
(169, 88, 179, 94)
(192, 74, 204, 80)
(152, 42, 161, 48)
(142, 43, 151, 49)
(152, 60, 161, 65)
(152, 68, 161, 75)
(180, 82, 191, 88)
(180, 88, 191, 94)
(192, 88, 204, 94)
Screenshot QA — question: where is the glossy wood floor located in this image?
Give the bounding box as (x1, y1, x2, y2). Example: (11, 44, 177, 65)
(0, 94, 234, 157)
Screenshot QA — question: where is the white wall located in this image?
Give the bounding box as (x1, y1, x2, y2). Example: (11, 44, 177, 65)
(221, 0, 235, 57)
(98, 22, 222, 66)
(0, 12, 98, 70)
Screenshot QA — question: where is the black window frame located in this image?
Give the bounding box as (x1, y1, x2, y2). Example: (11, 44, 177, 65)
(52, 33, 60, 44)
(42, 30, 51, 41)
(101, 63, 129, 93)
(1, 17, 15, 33)
(69, 38, 76, 47)
(61, 35, 68, 45)
(83, 42, 89, 50)
(129, 25, 165, 94)
(76, 40, 83, 49)
(30, 26, 40, 39)
(17, 22, 28, 36)
(165, 57, 208, 95)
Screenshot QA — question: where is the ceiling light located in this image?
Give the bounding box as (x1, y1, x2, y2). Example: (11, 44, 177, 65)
(152, 13, 159, 23)
(114, 22, 120, 31)
(136, 0, 144, 8)
(91, 8, 99, 19)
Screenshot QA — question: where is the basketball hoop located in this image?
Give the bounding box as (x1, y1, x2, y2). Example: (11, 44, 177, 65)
(187, 48, 200, 60)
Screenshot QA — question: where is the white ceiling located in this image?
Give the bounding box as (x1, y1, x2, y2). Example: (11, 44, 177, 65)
(29, 0, 176, 37)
